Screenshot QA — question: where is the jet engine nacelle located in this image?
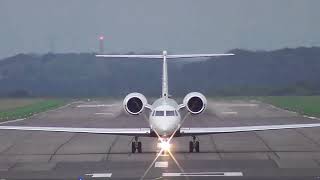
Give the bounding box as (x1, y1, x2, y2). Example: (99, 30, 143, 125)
(123, 93, 148, 115)
(183, 92, 207, 114)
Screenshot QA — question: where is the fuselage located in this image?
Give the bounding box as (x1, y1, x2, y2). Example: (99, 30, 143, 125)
(121, 51, 209, 138)
(149, 97, 181, 137)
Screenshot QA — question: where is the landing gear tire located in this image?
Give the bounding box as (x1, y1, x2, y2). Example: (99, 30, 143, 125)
(189, 141, 194, 152)
(195, 141, 200, 152)
(131, 142, 136, 153)
(131, 137, 142, 153)
(189, 136, 200, 153)
(137, 142, 142, 153)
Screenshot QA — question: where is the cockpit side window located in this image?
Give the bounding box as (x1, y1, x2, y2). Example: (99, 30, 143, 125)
(166, 110, 175, 116)
(152, 111, 156, 116)
(155, 111, 164, 116)
(174, 110, 178, 116)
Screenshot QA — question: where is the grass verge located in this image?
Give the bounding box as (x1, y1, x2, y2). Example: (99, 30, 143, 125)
(257, 96, 320, 117)
(0, 99, 66, 121)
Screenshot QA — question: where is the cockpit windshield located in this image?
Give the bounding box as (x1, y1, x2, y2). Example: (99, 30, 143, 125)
(153, 110, 178, 116)
(152, 110, 178, 116)
(166, 110, 175, 116)
(155, 111, 164, 116)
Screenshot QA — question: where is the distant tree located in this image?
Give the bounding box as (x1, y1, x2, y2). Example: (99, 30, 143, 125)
(8, 89, 31, 97)
(0, 47, 320, 97)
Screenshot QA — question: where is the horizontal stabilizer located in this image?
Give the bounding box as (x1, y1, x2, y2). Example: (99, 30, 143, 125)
(96, 54, 163, 59)
(167, 53, 234, 59)
(96, 53, 234, 59)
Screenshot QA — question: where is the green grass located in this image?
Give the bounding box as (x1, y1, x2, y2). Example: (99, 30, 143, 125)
(0, 98, 45, 111)
(257, 96, 320, 117)
(0, 99, 66, 121)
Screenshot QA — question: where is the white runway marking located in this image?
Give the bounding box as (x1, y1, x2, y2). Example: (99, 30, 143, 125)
(216, 103, 258, 107)
(155, 161, 168, 168)
(232, 104, 257, 107)
(95, 113, 114, 115)
(48, 101, 84, 112)
(162, 172, 243, 177)
(77, 104, 117, 108)
(85, 173, 112, 178)
(221, 111, 238, 115)
(0, 118, 26, 125)
(309, 117, 318, 119)
(303, 115, 320, 120)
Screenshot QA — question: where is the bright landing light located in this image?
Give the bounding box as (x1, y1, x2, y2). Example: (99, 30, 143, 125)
(158, 141, 171, 151)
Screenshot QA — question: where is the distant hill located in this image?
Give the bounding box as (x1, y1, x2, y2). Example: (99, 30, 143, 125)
(0, 47, 320, 97)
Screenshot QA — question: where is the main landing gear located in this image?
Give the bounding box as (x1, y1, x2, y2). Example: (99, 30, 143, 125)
(131, 136, 142, 153)
(189, 136, 200, 153)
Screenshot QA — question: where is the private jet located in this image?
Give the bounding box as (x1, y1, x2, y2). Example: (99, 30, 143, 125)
(1, 50, 320, 153)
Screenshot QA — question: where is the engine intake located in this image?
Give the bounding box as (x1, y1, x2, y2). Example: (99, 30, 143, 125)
(183, 92, 207, 114)
(123, 93, 147, 115)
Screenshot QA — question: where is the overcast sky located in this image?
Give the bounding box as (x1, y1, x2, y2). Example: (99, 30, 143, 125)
(0, 0, 320, 58)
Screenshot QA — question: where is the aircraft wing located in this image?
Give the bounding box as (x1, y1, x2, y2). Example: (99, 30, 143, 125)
(180, 123, 320, 136)
(0, 126, 151, 136)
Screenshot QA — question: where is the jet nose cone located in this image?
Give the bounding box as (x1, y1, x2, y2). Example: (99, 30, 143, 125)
(157, 124, 170, 133)
(153, 118, 178, 136)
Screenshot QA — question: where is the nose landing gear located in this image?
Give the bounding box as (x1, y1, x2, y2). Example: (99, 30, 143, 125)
(131, 136, 142, 153)
(189, 136, 200, 153)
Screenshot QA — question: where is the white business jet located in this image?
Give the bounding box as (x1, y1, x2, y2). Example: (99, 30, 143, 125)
(1, 50, 320, 153)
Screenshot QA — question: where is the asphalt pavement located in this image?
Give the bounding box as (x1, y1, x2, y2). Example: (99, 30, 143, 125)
(0, 99, 320, 179)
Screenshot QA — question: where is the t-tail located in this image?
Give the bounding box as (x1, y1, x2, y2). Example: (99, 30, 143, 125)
(96, 50, 234, 98)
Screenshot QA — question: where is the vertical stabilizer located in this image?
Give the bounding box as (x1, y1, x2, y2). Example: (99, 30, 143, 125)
(162, 50, 168, 98)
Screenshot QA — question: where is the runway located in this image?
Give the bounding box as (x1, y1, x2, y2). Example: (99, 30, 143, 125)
(0, 99, 320, 179)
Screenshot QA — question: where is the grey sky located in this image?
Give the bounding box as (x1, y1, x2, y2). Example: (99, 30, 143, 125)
(0, 0, 320, 58)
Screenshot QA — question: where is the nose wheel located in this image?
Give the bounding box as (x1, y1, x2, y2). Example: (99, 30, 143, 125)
(131, 137, 142, 153)
(189, 136, 200, 153)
